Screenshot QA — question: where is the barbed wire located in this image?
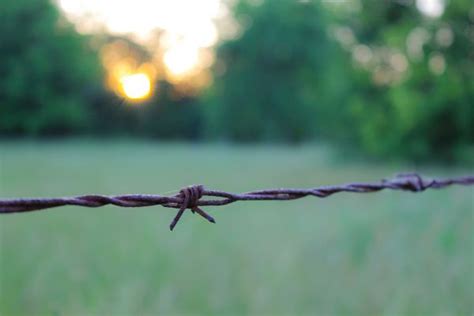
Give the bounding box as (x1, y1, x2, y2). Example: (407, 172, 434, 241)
(1, 173, 473, 230)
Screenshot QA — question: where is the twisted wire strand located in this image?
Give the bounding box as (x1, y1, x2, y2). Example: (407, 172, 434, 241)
(1, 173, 473, 230)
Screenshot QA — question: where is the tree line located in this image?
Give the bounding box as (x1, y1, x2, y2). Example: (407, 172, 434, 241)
(0, 0, 472, 161)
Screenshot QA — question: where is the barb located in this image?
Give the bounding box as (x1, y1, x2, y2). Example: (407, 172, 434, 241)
(1, 173, 473, 230)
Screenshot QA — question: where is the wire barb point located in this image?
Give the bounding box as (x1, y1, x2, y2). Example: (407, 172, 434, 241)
(169, 185, 213, 231)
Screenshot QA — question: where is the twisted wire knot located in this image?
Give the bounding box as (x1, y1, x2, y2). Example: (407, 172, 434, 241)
(389, 173, 432, 192)
(180, 185, 204, 209)
(169, 185, 215, 231)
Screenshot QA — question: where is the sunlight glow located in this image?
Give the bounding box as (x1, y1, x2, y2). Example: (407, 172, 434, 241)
(164, 44, 200, 77)
(57, 0, 222, 93)
(101, 41, 156, 101)
(120, 73, 151, 100)
(57, 0, 221, 43)
(416, 0, 445, 18)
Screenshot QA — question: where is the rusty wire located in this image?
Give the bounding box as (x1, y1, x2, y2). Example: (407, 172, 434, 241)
(1, 173, 473, 230)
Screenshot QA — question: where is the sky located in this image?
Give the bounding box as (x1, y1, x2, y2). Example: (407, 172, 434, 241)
(57, 0, 444, 60)
(56, 0, 228, 100)
(55, 0, 445, 100)
(57, 0, 445, 50)
(57, 0, 224, 45)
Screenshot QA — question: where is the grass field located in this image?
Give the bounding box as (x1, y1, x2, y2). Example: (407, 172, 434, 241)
(0, 140, 472, 315)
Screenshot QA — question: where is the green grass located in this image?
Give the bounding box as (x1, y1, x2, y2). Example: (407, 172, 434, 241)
(0, 140, 472, 315)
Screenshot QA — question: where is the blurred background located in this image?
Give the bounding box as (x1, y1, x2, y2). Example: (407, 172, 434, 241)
(0, 0, 473, 314)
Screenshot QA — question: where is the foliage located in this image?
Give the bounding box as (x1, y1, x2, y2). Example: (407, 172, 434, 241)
(0, 0, 472, 161)
(328, 0, 474, 160)
(0, 0, 102, 136)
(206, 0, 473, 160)
(88, 81, 202, 139)
(206, 0, 333, 142)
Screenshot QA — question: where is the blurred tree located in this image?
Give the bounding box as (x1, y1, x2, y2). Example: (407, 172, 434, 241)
(2, 0, 471, 161)
(206, 0, 333, 142)
(207, 0, 472, 160)
(86, 80, 202, 140)
(0, 0, 102, 136)
(86, 36, 203, 140)
(330, 0, 474, 160)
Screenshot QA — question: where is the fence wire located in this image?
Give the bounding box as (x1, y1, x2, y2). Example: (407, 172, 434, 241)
(1, 173, 473, 230)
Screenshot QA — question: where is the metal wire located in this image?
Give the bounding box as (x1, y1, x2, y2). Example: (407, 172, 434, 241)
(1, 173, 473, 230)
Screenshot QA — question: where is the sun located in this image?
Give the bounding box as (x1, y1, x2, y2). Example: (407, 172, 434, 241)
(163, 44, 200, 78)
(58, 1, 221, 96)
(120, 73, 152, 101)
